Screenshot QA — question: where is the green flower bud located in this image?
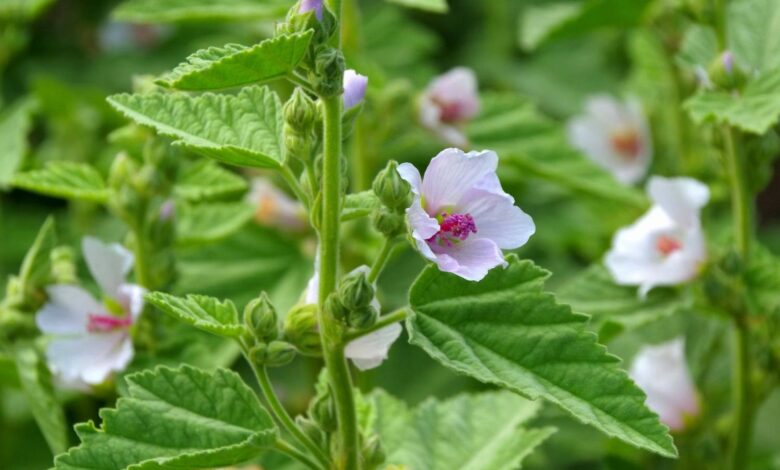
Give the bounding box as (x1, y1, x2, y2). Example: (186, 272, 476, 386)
(108, 152, 138, 190)
(244, 292, 280, 342)
(362, 435, 386, 469)
(325, 293, 348, 323)
(348, 304, 378, 329)
(295, 416, 327, 450)
(277, 1, 337, 51)
(310, 388, 337, 432)
(373, 208, 406, 238)
(285, 88, 317, 132)
(372, 161, 412, 211)
(284, 304, 322, 356)
(250, 340, 297, 367)
(337, 271, 374, 310)
(311, 47, 345, 98)
(707, 51, 746, 90)
(720, 249, 743, 276)
(50, 246, 77, 284)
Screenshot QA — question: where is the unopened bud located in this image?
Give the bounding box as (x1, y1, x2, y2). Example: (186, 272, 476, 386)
(720, 249, 743, 276)
(373, 208, 406, 238)
(250, 340, 297, 367)
(362, 435, 386, 469)
(707, 51, 746, 90)
(284, 304, 322, 356)
(348, 304, 378, 329)
(296, 416, 327, 449)
(244, 293, 279, 342)
(278, 0, 336, 47)
(372, 161, 412, 211)
(343, 69, 368, 111)
(50, 246, 77, 284)
(285, 88, 317, 133)
(311, 47, 345, 97)
(338, 271, 374, 310)
(108, 152, 138, 190)
(325, 293, 348, 322)
(310, 389, 337, 432)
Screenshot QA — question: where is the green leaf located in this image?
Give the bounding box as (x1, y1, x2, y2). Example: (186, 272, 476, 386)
(112, 0, 288, 23)
(558, 264, 689, 341)
(108, 86, 284, 169)
(175, 160, 247, 202)
(385, 0, 448, 13)
(373, 389, 555, 470)
(676, 24, 718, 69)
(17, 216, 56, 293)
(12, 161, 108, 202)
(407, 255, 677, 458)
(158, 32, 313, 91)
(146, 292, 243, 337)
(684, 70, 780, 134)
(176, 202, 255, 245)
(14, 345, 69, 456)
(728, 0, 780, 73)
(54, 365, 277, 470)
(745, 244, 780, 316)
(342, 190, 380, 221)
(0, 98, 36, 187)
(0, 0, 55, 20)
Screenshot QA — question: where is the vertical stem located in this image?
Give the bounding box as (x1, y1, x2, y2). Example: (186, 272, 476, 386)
(320, 94, 360, 470)
(368, 237, 395, 283)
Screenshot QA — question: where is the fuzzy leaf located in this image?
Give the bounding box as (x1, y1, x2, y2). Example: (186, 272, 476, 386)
(685, 70, 780, 134)
(728, 0, 780, 73)
(175, 160, 247, 202)
(12, 161, 108, 202)
(176, 202, 254, 245)
(676, 24, 718, 69)
(158, 32, 313, 91)
(108, 86, 284, 169)
(112, 0, 288, 23)
(407, 255, 677, 458)
(0, 98, 36, 187)
(373, 389, 554, 470)
(342, 191, 381, 221)
(386, 0, 448, 13)
(145, 292, 243, 337)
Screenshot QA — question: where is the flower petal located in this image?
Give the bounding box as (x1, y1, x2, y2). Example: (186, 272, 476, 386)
(459, 189, 535, 250)
(82, 237, 134, 297)
(37, 285, 102, 335)
(343, 69, 368, 111)
(117, 283, 147, 320)
(421, 148, 498, 212)
(431, 237, 505, 281)
(46, 332, 133, 385)
(345, 323, 402, 370)
(647, 176, 710, 227)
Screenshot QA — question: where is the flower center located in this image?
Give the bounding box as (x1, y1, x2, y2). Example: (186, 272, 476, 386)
(656, 235, 682, 256)
(610, 129, 641, 160)
(432, 97, 466, 123)
(427, 212, 477, 247)
(87, 314, 132, 333)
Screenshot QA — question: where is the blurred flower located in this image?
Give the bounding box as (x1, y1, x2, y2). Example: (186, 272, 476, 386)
(304, 264, 402, 370)
(606, 176, 709, 297)
(398, 148, 535, 281)
(299, 0, 323, 20)
(630, 338, 700, 432)
(343, 69, 368, 111)
(36, 237, 145, 389)
(98, 22, 170, 53)
(245, 177, 307, 231)
(567, 95, 652, 185)
(419, 67, 480, 148)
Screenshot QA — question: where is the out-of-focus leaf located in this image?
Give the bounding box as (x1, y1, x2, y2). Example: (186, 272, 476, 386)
(372, 389, 555, 469)
(728, 0, 780, 73)
(53, 366, 277, 470)
(176, 202, 254, 245)
(0, 98, 36, 187)
(407, 255, 677, 458)
(0, 0, 55, 20)
(385, 0, 448, 13)
(175, 160, 247, 202)
(677, 24, 718, 69)
(12, 162, 108, 202)
(146, 292, 243, 337)
(342, 191, 380, 221)
(157, 32, 313, 91)
(685, 70, 780, 134)
(112, 0, 288, 23)
(519, 2, 580, 51)
(108, 86, 284, 169)
(16, 216, 56, 295)
(745, 244, 780, 316)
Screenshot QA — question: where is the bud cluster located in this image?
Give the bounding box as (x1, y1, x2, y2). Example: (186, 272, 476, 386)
(371, 160, 412, 238)
(283, 88, 317, 164)
(243, 292, 299, 367)
(328, 269, 378, 329)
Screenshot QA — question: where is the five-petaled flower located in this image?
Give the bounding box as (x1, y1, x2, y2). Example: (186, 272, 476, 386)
(630, 338, 700, 432)
(398, 148, 535, 281)
(567, 95, 652, 185)
(36, 237, 146, 389)
(343, 69, 368, 111)
(305, 265, 402, 370)
(606, 176, 709, 297)
(419, 67, 480, 148)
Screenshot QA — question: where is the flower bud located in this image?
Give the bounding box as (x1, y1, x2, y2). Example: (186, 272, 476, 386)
(337, 271, 374, 310)
(343, 69, 368, 111)
(707, 51, 746, 90)
(348, 304, 378, 329)
(244, 293, 279, 342)
(362, 435, 386, 469)
(278, 0, 337, 48)
(250, 340, 297, 367)
(50, 246, 77, 285)
(285, 88, 317, 133)
(720, 249, 743, 276)
(296, 416, 327, 449)
(372, 208, 406, 238)
(283, 304, 322, 356)
(372, 161, 412, 211)
(310, 388, 337, 432)
(311, 47, 345, 98)
(325, 293, 348, 323)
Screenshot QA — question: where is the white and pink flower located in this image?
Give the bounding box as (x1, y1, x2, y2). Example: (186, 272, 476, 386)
(36, 237, 145, 389)
(630, 338, 700, 432)
(246, 177, 307, 232)
(567, 95, 652, 185)
(606, 176, 709, 297)
(398, 148, 535, 282)
(419, 67, 480, 148)
(343, 69, 368, 111)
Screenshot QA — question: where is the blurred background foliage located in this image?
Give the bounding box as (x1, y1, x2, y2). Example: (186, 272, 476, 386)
(1, 0, 779, 468)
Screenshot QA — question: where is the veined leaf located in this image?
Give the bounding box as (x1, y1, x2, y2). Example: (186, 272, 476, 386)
(113, 0, 288, 23)
(0, 97, 36, 187)
(145, 292, 243, 337)
(407, 255, 677, 458)
(108, 86, 284, 169)
(342, 191, 380, 221)
(175, 160, 247, 202)
(176, 202, 255, 245)
(728, 0, 780, 73)
(684, 70, 780, 134)
(373, 389, 555, 470)
(385, 0, 448, 13)
(54, 366, 276, 470)
(12, 161, 108, 202)
(158, 32, 313, 91)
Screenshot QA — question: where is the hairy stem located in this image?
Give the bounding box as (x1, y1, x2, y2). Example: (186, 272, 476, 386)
(344, 307, 408, 342)
(282, 165, 312, 210)
(368, 237, 397, 283)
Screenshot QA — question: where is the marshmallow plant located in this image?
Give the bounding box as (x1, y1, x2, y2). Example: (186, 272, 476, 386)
(418, 67, 480, 147)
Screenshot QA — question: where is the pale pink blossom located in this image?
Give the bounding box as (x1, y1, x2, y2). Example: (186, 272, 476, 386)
(343, 69, 368, 111)
(246, 177, 307, 231)
(419, 67, 480, 148)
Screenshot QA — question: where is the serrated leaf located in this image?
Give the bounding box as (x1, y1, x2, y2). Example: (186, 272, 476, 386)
(373, 389, 554, 470)
(407, 255, 677, 458)
(108, 86, 284, 169)
(684, 70, 780, 134)
(146, 292, 243, 337)
(175, 160, 247, 202)
(14, 345, 69, 456)
(158, 32, 313, 91)
(12, 161, 108, 202)
(112, 0, 288, 23)
(728, 0, 780, 73)
(0, 97, 36, 187)
(176, 202, 254, 245)
(54, 366, 276, 470)
(342, 190, 380, 221)
(386, 0, 448, 13)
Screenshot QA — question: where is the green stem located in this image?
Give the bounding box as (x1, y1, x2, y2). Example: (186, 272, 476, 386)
(274, 439, 324, 470)
(723, 129, 751, 257)
(368, 237, 396, 283)
(281, 165, 312, 210)
(344, 307, 408, 342)
(131, 228, 152, 289)
(319, 94, 360, 470)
